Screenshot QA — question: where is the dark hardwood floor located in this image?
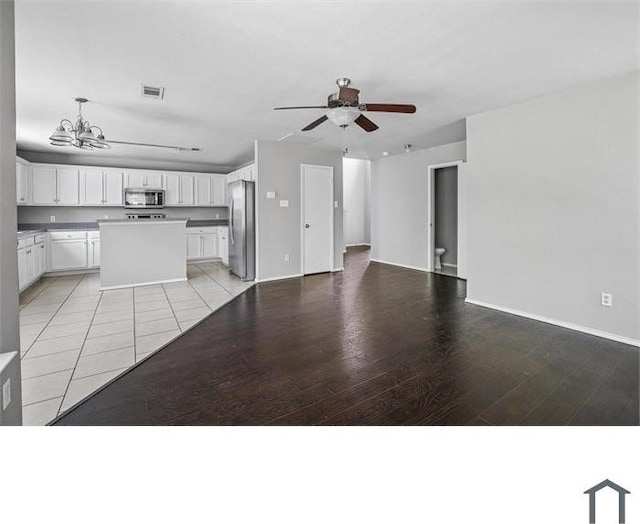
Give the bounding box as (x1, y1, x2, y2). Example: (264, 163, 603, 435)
(54, 247, 639, 425)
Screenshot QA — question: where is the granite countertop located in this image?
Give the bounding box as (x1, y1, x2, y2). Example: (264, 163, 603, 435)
(18, 219, 229, 235)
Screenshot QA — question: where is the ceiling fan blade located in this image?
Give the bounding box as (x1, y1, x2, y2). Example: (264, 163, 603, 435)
(274, 106, 328, 110)
(354, 115, 379, 132)
(302, 115, 329, 131)
(338, 87, 360, 103)
(362, 104, 416, 113)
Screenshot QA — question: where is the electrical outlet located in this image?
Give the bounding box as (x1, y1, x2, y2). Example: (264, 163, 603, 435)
(50, 216, 56, 222)
(601, 293, 613, 307)
(103, 214, 109, 219)
(279, 200, 289, 207)
(2, 378, 10, 410)
(284, 254, 290, 263)
(215, 213, 220, 219)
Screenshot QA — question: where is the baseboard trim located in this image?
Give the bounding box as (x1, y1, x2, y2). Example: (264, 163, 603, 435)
(370, 258, 428, 273)
(465, 298, 640, 348)
(332, 267, 344, 272)
(99, 277, 188, 291)
(345, 243, 371, 247)
(43, 268, 99, 278)
(258, 273, 303, 283)
(442, 263, 458, 268)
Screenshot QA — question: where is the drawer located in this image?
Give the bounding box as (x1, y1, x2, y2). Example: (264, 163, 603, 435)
(17, 238, 27, 249)
(23, 236, 35, 247)
(88, 231, 100, 240)
(49, 231, 87, 241)
(35, 234, 46, 244)
(189, 227, 218, 234)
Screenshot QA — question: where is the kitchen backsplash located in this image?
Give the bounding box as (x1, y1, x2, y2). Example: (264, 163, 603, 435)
(17, 206, 229, 224)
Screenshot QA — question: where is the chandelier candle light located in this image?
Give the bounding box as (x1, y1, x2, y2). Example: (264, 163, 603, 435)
(49, 97, 110, 150)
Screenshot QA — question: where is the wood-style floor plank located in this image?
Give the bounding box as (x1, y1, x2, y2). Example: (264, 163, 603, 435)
(54, 247, 639, 426)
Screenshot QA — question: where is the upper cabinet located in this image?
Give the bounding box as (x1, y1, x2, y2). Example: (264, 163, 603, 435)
(124, 170, 163, 188)
(164, 173, 195, 206)
(80, 168, 123, 206)
(16, 160, 31, 205)
(195, 174, 226, 206)
(32, 166, 79, 205)
(19, 160, 231, 208)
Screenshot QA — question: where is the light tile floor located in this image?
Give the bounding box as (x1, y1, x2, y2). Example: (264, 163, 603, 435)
(19, 263, 254, 425)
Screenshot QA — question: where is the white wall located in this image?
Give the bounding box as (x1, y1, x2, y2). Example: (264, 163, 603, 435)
(370, 141, 466, 270)
(0, 0, 22, 425)
(466, 71, 639, 343)
(255, 140, 343, 281)
(343, 158, 371, 246)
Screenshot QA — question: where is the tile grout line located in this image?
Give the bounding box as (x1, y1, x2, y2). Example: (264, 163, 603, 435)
(194, 262, 236, 296)
(160, 283, 184, 335)
(56, 274, 105, 416)
(19, 277, 54, 310)
(21, 276, 87, 360)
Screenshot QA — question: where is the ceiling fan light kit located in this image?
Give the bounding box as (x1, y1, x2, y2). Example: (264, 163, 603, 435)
(49, 98, 111, 150)
(274, 77, 416, 133)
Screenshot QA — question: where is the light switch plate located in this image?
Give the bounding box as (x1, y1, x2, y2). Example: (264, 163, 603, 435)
(267, 191, 276, 199)
(279, 200, 289, 207)
(334, 201, 338, 208)
(2, 378, 10, 410)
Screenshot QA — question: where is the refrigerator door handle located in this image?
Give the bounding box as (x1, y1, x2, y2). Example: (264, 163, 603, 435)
(230, 199, 235, 245)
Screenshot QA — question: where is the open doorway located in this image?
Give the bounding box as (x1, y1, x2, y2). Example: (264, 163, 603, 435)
(433, 166, 458, 277)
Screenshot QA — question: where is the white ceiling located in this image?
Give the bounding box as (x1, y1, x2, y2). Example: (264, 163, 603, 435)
(15, 1, 639, 172)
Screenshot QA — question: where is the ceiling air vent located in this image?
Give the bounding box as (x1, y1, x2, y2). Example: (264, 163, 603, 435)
(141, 84, 165, 100)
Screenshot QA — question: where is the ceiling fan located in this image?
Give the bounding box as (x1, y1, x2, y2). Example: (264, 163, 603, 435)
(274, 78, 416, 132)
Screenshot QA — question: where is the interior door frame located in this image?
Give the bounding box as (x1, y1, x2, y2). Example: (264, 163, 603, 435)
(300, 164, 334, 275)
(427, 160, 465, 276)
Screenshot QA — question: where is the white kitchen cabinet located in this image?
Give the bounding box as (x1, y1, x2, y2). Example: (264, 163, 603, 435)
(164, 173, 195, 206)
(17, 234, 46, 292)
(218, 227, 229, 266)
(88, 232, 101, 268)
(35, 241, 46, 276)
(50, 232, 88, 271)
(32, 166, 79, 205)
(82, 169, 123, 206)
(124, 170, 163, 188)
(195, 175, 212, 206)
(179, 175, 195, 205)
(201, 233, 217, 258)
(17, 247, 26, 291)
(186, 235, 201, 260)
(16, 161, 30, 205)
(195, 174, 226, 206)
(186, 227, 219, 260)
(212, 177, 227, 206)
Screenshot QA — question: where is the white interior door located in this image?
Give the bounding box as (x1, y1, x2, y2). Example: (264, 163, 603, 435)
(302, 164, 333, 275)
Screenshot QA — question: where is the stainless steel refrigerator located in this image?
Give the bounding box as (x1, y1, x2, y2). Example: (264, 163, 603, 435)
(228, 180, 255, 281)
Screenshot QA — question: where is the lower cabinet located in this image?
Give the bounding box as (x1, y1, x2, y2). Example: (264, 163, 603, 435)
(49, 231, 88, 271)
(18, 235, 47, 292)
(187, 227, 219, 261)
(218, 227, 229, 266)
(88, 232, 101, 268)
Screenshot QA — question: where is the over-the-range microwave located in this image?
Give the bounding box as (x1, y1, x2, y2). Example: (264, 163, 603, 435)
(123, 187, 165, 209)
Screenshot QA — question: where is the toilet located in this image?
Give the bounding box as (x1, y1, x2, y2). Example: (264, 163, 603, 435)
(434, 247, 446, 270)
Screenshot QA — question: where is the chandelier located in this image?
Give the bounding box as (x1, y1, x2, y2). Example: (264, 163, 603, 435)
(49, 97, 110, 150)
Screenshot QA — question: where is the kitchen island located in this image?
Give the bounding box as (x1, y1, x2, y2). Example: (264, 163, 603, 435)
(98, 218, 188, 290)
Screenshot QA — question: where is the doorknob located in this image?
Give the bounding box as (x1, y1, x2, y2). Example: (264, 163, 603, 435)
(304, 224, 310, 228)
